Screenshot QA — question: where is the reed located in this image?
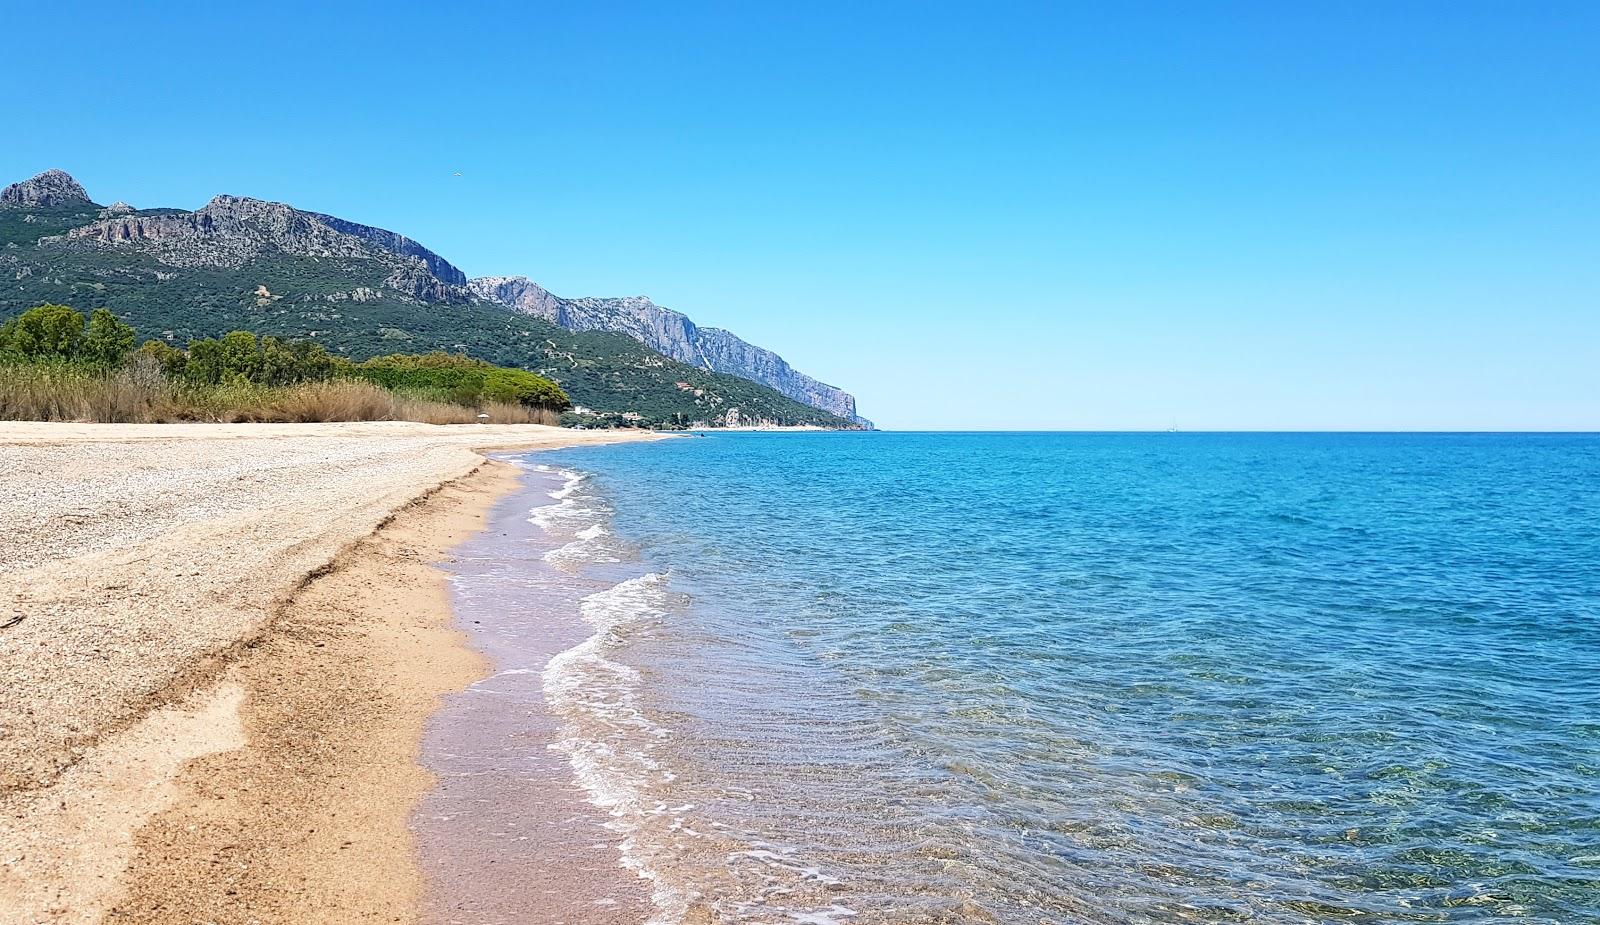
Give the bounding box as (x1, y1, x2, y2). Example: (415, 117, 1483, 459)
(0, 362, 560, 426)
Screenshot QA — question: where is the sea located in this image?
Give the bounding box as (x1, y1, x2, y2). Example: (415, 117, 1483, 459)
(489, 432, 1600, 924)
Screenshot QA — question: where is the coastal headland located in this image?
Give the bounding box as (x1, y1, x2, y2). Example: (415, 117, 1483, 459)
(0, 422, 661, 923)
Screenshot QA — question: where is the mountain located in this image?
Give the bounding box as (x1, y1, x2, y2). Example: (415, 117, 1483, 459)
(63, 194, 469, 303)
(468, 276, 867, 425)
(0, 170, 864, 428)
(306, 209, 469, 287)
(1, 169, 89, 208)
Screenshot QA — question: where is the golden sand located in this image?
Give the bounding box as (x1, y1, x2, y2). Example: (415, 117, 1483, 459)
(0, 422, 661, 923)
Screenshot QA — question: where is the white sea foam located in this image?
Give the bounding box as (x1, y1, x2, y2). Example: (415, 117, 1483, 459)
(530, 503, 598, 530)
(728, 848, 843, 887)
(528, 467, 605, 533)
(549, 471, 588, 500)
(532, 467, 849, 923)
(528, 465, 845, 924)
(544, 522, 620, 566)
(786, 906, 859, 925)
(544, 572, 689, 923)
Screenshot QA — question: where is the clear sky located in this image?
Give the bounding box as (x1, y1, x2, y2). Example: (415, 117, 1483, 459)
(6, 1, 1597, 429)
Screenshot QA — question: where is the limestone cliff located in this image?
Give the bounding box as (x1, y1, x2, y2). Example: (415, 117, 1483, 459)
(468, 276, 865, 423)
(307, 211, 467, 286)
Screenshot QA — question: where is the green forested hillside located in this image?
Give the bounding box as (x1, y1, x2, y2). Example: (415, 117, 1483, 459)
(0, 200, 850, 428)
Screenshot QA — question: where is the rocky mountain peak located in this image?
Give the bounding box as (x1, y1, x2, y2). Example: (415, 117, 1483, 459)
(200, 194, 310, 227)
(466, 276, 563, 322)
(1, 169, 92, 208)
(205, 194, 264, 209)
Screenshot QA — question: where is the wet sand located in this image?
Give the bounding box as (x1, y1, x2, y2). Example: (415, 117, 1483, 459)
(0, 422, 661, 924)
(415, 464, 653, 924)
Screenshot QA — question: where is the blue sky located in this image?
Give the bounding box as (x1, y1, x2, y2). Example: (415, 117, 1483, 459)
(7, 1, 1597, 429)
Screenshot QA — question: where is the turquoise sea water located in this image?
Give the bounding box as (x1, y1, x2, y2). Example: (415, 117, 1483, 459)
(524, 433, 1600, 924)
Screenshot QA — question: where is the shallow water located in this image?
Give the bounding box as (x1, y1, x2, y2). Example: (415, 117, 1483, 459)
(415, 469, 651, 924)
(520, 433, 1600, 924)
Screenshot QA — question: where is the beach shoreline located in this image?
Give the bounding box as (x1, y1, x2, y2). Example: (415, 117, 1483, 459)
(414, 461, 655, 924)
(0, 422, 662, 923)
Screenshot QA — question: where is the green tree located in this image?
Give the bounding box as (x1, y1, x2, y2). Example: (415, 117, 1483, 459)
(7, 304, 86, 359)
(134, 339, 187, 377)
(291, 340, 337, 381)
(258, 336, 297, 385)
(181, 331, 338, 386)
(84, 308, 137, 366)
(218, 331, 261, 382)
(184, 338, 227, 384)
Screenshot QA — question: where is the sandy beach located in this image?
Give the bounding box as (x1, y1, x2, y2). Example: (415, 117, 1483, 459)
(0, 422, 660, 924)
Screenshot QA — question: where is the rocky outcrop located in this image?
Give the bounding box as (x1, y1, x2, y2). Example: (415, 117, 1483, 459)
(59, 194, 469, 303)
(469, 276, 566, 324)
(1, 169, 91, 209)
(67, 195, 359, 267)
(307, 211, 466, 286)
(468, 276, 864, 422)
(382, 264, 463, 303)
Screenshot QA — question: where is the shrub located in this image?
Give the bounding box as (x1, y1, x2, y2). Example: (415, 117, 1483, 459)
(355, 351, 570, 410)
(481, 367, 569, 407)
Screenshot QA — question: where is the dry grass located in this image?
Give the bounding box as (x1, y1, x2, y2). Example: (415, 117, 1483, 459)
(397, 398, 557, 426)
(0, 363, 563, 426)
(0, 362, 172, 422)
(271, 380, 403, 423)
